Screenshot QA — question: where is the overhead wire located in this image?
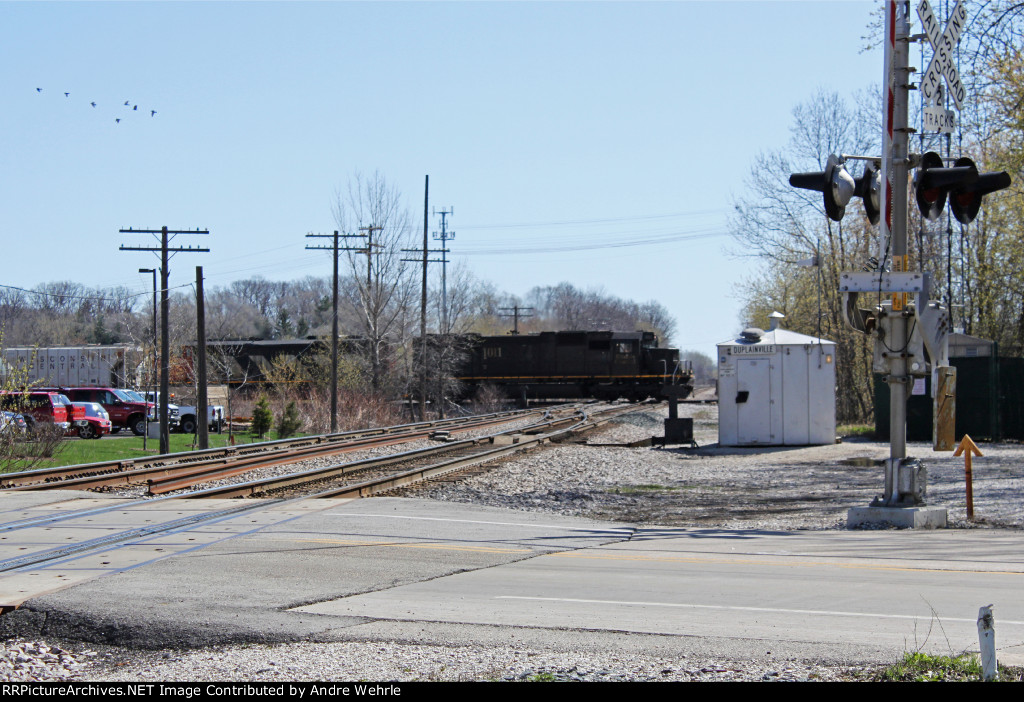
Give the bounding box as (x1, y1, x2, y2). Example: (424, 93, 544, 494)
(456, 208, 722, 231)
(0, 281, 192, 304)
(5, 207, 731, 301)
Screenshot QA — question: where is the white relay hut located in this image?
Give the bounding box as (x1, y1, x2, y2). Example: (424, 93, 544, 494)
(717, 315, 836, 446)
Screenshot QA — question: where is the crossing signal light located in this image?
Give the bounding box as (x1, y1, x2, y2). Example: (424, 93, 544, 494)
(854, 163, 881, 225)
(789, 155, 880, 224)
(789, 154, 855, 222)
(948, 157, 1012, 224)
(914, 151, 978, 221)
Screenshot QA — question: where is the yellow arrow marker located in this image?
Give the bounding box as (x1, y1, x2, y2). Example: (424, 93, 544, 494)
(953, 435, 983, 521)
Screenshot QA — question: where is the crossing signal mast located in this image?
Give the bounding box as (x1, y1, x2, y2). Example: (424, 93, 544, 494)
(789, 0, 1010, 527)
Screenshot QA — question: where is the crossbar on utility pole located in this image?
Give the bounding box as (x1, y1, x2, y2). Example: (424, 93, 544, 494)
(499, 305, 535, 335)
(120, 226, 209, 455)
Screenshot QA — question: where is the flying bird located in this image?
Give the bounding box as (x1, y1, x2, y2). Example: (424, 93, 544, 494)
(91, 102, 96, 107)
(36, 88, 41, 92)
(115, 118, 121, 124)
(124, 100, 130, 106)
(133, 105, 137, 111)
(150, 110, 157, 117)
(64, 92, 69, 97)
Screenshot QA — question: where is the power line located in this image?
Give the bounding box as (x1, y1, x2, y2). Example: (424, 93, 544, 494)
(457, 229, 728, 256)
(456, 208, 724, 230)
(0, 282, 191, 303)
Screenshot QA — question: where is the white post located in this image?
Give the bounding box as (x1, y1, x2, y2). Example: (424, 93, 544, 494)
(978, 604, 997, 681)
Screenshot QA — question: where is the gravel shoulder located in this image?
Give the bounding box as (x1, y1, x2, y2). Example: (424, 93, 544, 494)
(6, 399, 1023, 682)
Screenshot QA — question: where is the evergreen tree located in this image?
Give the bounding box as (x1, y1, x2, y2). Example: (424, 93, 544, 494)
(251, 396, 273, 440)
(275, 401, 302, 439)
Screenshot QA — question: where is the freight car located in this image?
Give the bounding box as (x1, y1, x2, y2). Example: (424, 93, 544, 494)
(454, 330, 693, 402)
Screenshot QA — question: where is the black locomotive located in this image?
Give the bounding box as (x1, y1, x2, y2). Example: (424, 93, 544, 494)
(455, 330, 693, 402)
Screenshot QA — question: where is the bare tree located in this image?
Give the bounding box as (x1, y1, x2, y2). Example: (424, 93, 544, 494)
(730, 89, 878, 422)
(332, 171, 415, 392)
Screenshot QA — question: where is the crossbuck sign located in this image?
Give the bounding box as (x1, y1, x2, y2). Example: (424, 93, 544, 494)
(917, 0, 967, 110)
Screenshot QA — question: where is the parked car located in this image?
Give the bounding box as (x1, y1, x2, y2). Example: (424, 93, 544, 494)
(0, 391, 71, 432)
(56, 393, 89, 434)
(0, 411, 28, 436)
(69, 401, 112, 440)
(48, 387, 152, 436)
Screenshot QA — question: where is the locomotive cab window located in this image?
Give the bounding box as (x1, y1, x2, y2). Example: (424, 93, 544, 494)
(614, 342, 634, 354)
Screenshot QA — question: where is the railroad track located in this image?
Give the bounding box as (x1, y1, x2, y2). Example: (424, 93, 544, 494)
(0, 402, 650, 577)
(0, 407, 554, 494)
(182, 401, 646, 500)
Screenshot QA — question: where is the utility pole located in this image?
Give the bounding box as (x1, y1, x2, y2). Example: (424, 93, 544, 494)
(196, 266, 209, 450)
(499, 305, 535, 335)
(306, 230, 359, 433)
(138, 268, 157, 452)
(358, 224, 383, 291)
(421, 177, 429, 420)
(354, 224, 383, 390)
(402, 193, 450, 419)
(433, 208, 454, 333)
(120, 226, 209, 455)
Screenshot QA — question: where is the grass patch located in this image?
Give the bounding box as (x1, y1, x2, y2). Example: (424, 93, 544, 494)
(526, 672, 557, 682)
(872, 652, 1021, 682)
(838, 423, 876, 439)
(0, 430, 307, 474)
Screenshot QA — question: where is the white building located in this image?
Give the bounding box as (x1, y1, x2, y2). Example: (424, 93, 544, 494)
(717, 315, 836, 446)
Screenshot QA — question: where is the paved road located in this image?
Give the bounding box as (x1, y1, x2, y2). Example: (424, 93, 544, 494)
(1, 492, 1022, 665)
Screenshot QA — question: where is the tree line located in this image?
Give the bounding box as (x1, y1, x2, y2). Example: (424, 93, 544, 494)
(0, 173, 678, 407)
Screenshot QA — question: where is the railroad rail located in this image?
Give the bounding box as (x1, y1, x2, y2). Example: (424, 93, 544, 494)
(0, 408, 551, 493)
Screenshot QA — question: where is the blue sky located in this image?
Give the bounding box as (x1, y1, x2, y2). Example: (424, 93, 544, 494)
(1, 1, 881, 356)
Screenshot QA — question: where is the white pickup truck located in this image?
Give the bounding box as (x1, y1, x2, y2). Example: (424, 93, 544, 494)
(145, 392, 225, 434)
(176, 403, 226, 434)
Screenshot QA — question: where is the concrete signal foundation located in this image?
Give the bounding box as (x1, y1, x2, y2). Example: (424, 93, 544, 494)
(847, 505, 948, 529)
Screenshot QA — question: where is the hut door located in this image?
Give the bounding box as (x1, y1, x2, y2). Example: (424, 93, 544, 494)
(736, 358, 772, 444)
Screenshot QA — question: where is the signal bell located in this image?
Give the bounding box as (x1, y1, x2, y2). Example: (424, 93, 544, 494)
(914, 151, 978, 221)
(948, 157, 1012, 224)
